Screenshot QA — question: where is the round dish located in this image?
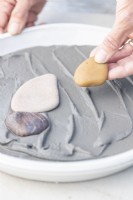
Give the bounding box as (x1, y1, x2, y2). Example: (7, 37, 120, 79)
(0, 23, 132, 182)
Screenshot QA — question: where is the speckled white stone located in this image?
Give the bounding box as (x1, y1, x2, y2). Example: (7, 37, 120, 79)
(11, 74, 59, 112)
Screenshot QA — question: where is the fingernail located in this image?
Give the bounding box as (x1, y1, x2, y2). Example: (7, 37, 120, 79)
(95, 49, 108, 63)
(8, 22, 20, 35)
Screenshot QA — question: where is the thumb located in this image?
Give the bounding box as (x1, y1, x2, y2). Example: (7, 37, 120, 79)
(8, 0, 33, 35)
(94, 26, 130, 63)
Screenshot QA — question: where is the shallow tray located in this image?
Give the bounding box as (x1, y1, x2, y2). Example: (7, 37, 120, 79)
(0, 23, 133, 182)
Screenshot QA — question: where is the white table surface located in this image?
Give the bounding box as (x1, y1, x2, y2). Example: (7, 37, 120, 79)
(0, 167, 133, 200)
(1, 9, 132, 200)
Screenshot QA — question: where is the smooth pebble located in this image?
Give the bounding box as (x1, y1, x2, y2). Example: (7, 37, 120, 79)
(74, 57, 108, 87)
(11, 74, 59, 112)
(5, 112, 49, 137)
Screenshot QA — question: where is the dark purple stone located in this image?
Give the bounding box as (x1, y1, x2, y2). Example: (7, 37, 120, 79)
(5, 112, 49, 137)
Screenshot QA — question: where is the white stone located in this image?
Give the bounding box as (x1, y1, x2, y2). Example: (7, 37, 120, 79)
(11, 74, 59, 112)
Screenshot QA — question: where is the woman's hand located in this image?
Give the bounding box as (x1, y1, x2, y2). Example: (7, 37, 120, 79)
(0, 0, 46, 35)
(108, 41, 133, 79)
(90, 0, 133, 79)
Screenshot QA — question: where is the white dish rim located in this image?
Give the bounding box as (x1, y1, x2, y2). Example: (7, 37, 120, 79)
(0, 23, 133, 182)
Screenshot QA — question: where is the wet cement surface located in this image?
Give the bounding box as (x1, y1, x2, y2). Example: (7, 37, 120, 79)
(0, 46, 133, 161)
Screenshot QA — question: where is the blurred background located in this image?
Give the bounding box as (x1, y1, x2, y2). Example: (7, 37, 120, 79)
(38, 0, 116, 27)
(45, 0, 116, 14)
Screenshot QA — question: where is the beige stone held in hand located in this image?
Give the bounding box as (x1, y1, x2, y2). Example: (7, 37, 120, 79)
(11, 74, 59, 112)
(74, 57, 108, 87)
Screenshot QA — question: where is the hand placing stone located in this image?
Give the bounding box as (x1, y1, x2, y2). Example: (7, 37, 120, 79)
(5, 112, 49, 137)
(11, 74, 59, 112)
(74, 57, 108, 87)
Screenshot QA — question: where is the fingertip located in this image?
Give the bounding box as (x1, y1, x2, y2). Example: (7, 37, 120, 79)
(108, 70, 116, 80)
(8, 3, 29, 35)
(8, 22, 21, 35)
(108, 73, 115, 80)
(108, 67, 124, 80)
(95, 49, 109, 63)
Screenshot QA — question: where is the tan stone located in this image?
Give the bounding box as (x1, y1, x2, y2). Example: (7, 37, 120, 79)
(74, 57, 108, 87)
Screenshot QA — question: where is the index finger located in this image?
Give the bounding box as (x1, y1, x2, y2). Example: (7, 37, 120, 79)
(0, 1, 14, 33)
